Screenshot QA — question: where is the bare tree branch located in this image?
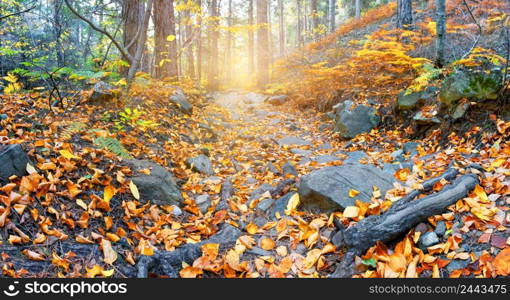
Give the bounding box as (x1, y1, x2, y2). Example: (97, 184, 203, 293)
(0, 5, 36, 21)
(460, 0, 483, 60)
(63, 0, 133, 64)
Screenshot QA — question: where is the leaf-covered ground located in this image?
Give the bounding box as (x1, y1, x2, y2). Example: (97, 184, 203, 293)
(0, 80, 509, 278)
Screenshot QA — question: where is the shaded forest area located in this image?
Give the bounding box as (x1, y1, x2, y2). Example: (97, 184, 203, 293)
(0, 0, 510, 279)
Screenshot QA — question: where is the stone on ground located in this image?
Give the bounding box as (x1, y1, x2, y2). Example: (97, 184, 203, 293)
(333, 100, 380, 139)
(0, 144, 30, 183)
(298, 164, 396, 212)
(127, 160, 183, 206)
(169, 92, 193, 115)
(186, 155, 214, 175)
(89, 81, 117, 104)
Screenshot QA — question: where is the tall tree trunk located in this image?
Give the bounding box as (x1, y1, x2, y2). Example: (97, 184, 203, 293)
(267, 0, 273, 66)
(226, 0, 233, 83)
(153, 0, 178, 78)
(207, 0, 219, 91)
(122, 0, 143, 59)
(53, 0, 65, 67)
(329, 0, 336, 31)
(435, 0, 446, 67)
(256, 0, 270, 87)
(197, 0, 203, 82)
(127, 0, 153, 81)
(278, 0, 285, 57)
(355, 0, 361, 19)
(297, 0, 303, 46)
(185, 8, 195, 79)
(311, 0, 318, 40)
(248, 0, 255, 77)
(397, 0, 413, 29)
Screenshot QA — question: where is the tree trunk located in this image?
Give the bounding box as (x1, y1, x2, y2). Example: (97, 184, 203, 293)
(297, 0, 303, 46)
(355, 0, 361, 19)
(248, 0, 255, 79)
(226, 0, 233, 83)
(185, 8, 195, 79)
(122, 0, 143, 59)
(207, 0, 219, 91)
(311, 0, 318, 40)
(153, 0, 178, 78)
(127, 0, 153, 81)
(278, 0, 285, 57)
(256, 0, 270, 88)
(329, 0, 336, 31)
(197, 0, 203, 82)
(397, 0, 413, 29)
(53, 0, 65, 67)
(435, 0, 446, 67)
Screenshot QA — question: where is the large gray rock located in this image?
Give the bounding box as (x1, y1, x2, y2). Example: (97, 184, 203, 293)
(186, 155, 214, 175)
(266, 95, 288, 106)
(0, 144, 30, 183)
(413, 111, 441, 125)
(298, 164, 395, 212)
(169, 93, 193, 115)
(89, 81, 117, 104)
(397, 87, 437, 110)
(128, 160, 183, 206)
(277, 136, 311, 147)
(243, 92, 267, 105)
(439, 68, 502, 106)
(333, 100, 380, 139)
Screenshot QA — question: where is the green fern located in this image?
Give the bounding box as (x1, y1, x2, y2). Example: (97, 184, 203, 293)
(93, 136, 133, 159)
(60, 122, 87, 141)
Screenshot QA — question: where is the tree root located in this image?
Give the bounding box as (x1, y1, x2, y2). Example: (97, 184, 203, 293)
(331, 169, 480, 278)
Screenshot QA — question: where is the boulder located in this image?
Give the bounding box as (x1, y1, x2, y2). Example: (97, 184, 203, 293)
(266, 95, 288, 106)
(269, 192, 295, 218)
(413, 111, 441, 125)
(186, 155, 214, 175)
(243, 92, 267, 105)
(169, 93, 193, 115)
(333, 100, 380, 139)
(277, 136, 311, 147)
(439, 68, 502, 106)
(195, 194, 211, 214)
(397, 87, 437, 110)
(282, 161, 298, 177)
(89, 81, 117, 104)
(419, 231, 440, 249)
(342, 151, 368, 164)
(127, 160, 183, 206)
(298, 164, 395, 212)
(452, 102, 470, 120)
(0, 144, 30, 183)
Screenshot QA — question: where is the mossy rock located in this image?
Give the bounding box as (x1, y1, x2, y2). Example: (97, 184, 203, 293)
(439, 68, 502, 106)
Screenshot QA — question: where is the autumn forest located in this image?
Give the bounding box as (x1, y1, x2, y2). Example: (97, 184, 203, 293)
(0, 0, 510, 282)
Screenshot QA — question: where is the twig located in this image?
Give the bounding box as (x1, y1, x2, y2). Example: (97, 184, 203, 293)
(0, 5, 36, 21)
(460, 0, 482, 60)
(63, 0, 133, 64)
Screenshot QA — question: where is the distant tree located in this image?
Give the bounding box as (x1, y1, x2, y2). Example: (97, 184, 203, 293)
(397, 0, 413, 29)
(153, 0, 178, 78)
(248, 0, 255, 76)
(207, 0, 219, 90)
(329, 0, 336, 32)
(435, 0, 446, 66)
(278, 0, 285, 57)
(257, 0, 270, 87)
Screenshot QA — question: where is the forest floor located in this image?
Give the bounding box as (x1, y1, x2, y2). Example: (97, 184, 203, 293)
(0, 85, 509, 278)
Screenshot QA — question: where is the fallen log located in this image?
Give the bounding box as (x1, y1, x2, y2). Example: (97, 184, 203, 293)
(331, 172, 479, 277)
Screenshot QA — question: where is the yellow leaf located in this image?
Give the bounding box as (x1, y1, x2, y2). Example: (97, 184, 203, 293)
(102, 239, 117, 265)
(26, 163, 37, 175)
(246, 223, 258, 235)
(260, 237, 276, 250)
(76, 199, 87, 210)
(103, 185, 116, 203)
(343, 206, 360, 218)
(129, 181, 140, 200)
(348, 189, 360, 198)
(303, 249, 322, 269)
(285, 193, 300, 215)
(473, 185, 489, 203)
(59, 149, 79, 160)
(166, 35, 176, 42)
